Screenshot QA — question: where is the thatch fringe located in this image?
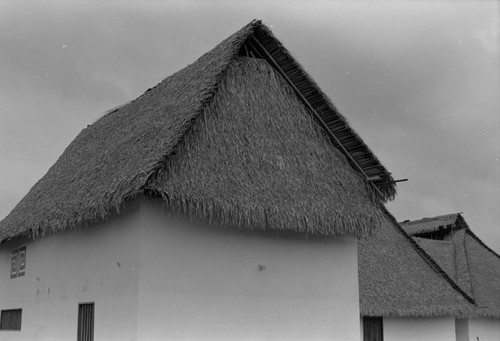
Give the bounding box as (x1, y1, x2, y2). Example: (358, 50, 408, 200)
(149, 191, 377, 238)
(361, 306, 475, 319)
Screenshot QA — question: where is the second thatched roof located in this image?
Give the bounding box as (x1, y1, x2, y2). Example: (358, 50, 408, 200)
(0, 20, 394, 241)
(358, 209, 475, 317)
(400, 213, 466, 236)
(404, 213, 500, 318)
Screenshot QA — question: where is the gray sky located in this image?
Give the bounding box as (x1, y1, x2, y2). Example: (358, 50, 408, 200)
(1, 1, 499, 252)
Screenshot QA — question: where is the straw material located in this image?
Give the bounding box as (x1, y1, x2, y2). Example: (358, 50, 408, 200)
(413, 237, 456, 280)
(251, 25, 396, 200)
(465, 230, 500, 318)
(406, 214, 500, 318)
(0, 21, 257, 241)
(359, 211, 475, 317)
(146, 57, 386, 236)
(451, 229, 474, 296)
(0, 20, 391, 241)
(400, 213, 461, 235)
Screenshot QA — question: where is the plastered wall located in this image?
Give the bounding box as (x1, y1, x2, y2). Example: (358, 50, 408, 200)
(384, 317, 456, 341)
(468, 318, 500, 341)
(0, 211, 141, 341)
(137, 199, 361, 340)
(0, 198, 361, 340)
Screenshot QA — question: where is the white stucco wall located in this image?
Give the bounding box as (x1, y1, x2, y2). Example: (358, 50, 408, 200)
(0, 211, 141, 341)
(468, 318, 500, 341)
(0, 198, 361, 340)
(137, 199, 360, 340)
(383, 317, 456, 341)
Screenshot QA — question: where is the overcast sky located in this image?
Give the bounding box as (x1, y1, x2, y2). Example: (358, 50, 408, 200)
(1, 1, 498, 252)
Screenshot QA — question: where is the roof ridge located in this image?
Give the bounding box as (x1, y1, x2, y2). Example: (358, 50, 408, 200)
(400, 212, 461, 225)
(412, 236, 453, 245)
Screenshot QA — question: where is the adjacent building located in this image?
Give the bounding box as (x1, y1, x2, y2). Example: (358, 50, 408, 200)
(401, 213, 500, 341)
(358, 209, 475, 341)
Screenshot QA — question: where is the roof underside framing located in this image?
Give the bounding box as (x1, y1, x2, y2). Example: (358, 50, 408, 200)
(244, 35, 386, 200)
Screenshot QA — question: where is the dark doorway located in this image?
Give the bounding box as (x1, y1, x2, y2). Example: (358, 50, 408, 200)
(363, 316, 383, 341)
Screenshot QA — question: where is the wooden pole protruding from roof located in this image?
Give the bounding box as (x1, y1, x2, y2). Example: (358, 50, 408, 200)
(248, 35, 386, 199)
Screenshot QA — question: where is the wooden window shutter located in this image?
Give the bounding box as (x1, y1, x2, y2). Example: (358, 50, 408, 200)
(77, 303, 94, 341)
(10, 249, 18, 279)
(0, 309, 22, 331)
(18, 246, 26, 277)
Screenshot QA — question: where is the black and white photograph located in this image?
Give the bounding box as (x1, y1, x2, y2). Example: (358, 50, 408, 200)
(0, 1, 498, 340)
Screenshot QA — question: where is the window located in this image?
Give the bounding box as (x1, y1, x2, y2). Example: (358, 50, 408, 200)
(0, 309, 22, 331)
(77, 303, 94, 341)
(10, 246, 26, 279)
(10, 251, 17, 278)
(18, 247, 26, 276)
(363, 316, 383, 341)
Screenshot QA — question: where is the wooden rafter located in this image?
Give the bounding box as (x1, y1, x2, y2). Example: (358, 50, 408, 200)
(247, 36, 386, 199)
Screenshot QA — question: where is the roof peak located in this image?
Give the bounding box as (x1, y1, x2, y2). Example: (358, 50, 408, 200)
(400, 212, 462, 225)
(400, 212, 468, 237)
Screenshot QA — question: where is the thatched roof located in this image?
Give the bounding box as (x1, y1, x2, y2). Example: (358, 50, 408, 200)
(0, 20, 394, 241)
(465, 230, 500, 317)
(400, 213, 466, 236)
(404, 213, 500, 318)
(413, 237, 456, 279)
(358, 209, 475, 317)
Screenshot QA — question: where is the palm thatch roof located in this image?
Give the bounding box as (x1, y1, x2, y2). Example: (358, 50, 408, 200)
(358, 209, 475, 317)
(0, 20, 394, 242)
(412, 237, 456, 279)
(400, 213, 466, 236)
(404, 213, 500, 318)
